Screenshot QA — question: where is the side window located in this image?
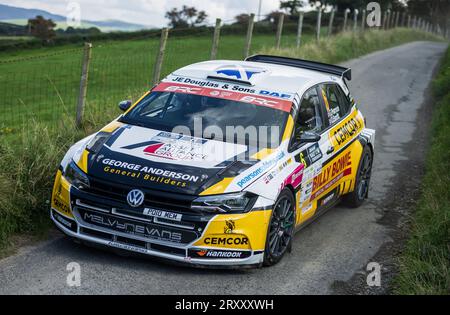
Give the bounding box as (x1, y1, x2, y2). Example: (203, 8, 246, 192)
(295, 86, 324, 136)
(335, 84, 352, 114)
(320, 84, 344, 125)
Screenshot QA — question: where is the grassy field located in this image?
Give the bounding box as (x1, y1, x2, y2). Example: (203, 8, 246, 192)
(393, 46, 450, 295)
(0, 31, 315, 135)
(0, 27, 445, 252)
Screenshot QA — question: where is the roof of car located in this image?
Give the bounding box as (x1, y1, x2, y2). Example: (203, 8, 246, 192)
(169, 60, 339, 95)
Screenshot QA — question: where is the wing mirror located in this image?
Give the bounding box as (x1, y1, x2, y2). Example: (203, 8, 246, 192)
(118, 100, 132, 112)
(296, 130, 321, 143)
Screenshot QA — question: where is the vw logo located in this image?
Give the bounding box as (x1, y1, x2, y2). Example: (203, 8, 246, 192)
(127, 189, 145, 208)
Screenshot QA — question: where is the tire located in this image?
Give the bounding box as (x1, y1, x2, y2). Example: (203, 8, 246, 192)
(343, 145, 373, 208)
(263, 189, 296, 266)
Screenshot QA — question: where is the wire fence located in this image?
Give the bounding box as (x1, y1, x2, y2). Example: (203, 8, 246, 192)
(0, 9, 445, 139)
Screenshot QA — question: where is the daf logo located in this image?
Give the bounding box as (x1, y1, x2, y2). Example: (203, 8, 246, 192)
(127, 189, 144, 208)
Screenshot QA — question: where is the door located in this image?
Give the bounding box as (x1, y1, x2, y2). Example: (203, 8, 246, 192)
(310, 83, 357, 212)
(289, 85, 329, 225)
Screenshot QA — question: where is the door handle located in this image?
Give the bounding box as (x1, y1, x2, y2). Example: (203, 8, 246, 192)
(327, 146, 335, 154)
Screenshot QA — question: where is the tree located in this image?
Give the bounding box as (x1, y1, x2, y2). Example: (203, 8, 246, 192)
(265, 11, 284, 25)
(165, 5, 208, 28)
(235, 14, 251, 25)
(27, 15, 56, 42)
(308, 0, 404, 12)
(280, 0, 304, 15)
(407, 0, 450, 34)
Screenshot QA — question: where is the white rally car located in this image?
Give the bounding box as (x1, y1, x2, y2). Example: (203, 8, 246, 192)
(51, 55, 375, 267)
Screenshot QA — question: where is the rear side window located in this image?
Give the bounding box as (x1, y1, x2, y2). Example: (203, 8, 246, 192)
(320, 84, 342, 125)
(320, 83, 352, 125)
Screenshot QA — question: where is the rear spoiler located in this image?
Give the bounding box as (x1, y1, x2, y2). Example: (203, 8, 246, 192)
(245, 55, 352, 81)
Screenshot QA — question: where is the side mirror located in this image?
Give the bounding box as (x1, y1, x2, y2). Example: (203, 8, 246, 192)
(296, 130, 321, 143)
(118, 100, 132, 112)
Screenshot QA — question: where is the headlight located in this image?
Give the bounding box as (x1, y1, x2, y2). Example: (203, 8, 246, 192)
(191, 192, 256, 214)
(64, 161, 90, 189)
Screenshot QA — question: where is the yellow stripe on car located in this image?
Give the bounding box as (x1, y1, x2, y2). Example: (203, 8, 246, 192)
(200, 177, 234, 196)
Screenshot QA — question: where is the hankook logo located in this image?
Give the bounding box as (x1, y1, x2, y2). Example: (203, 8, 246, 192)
(127, 189, 144, 208)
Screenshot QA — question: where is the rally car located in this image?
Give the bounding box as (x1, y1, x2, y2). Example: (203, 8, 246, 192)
(51, 55, 375, 267)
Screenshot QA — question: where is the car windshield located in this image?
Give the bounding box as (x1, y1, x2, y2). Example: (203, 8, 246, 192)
(120, 91, 290, 148)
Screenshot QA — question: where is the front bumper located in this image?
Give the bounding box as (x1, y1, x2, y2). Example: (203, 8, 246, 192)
(50, 171, 271, 267)
(51, 209, 264, 267)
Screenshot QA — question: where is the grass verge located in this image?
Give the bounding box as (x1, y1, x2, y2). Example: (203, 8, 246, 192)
(0, 28, 446, 255)
(261, 28, 443, 64)
(393, 47, 450, 295)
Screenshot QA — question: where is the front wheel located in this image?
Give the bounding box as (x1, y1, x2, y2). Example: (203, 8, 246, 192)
(263, 189, 296, 266)
(343, 145, 373, 208)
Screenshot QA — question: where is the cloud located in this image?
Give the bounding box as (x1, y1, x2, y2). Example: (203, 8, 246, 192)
(1, 0, 282, 27)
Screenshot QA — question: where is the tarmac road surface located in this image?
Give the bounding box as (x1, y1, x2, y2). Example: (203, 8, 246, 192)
(0, 41, 447, 295)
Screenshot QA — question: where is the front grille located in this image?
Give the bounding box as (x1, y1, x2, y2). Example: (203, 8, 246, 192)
(76, 207, 199, 245)
(86, 177, 196, 214)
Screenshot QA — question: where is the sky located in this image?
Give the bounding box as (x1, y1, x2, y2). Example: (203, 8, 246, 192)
(0, 0, 313, 27)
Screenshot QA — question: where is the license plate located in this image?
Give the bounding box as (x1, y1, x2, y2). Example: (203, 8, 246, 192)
(143, 208, 182, 222)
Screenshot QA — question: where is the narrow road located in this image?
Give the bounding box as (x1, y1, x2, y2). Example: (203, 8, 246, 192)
(0, 41, 447, 295)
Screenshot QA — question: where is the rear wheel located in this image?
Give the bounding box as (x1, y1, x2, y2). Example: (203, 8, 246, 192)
(263, 189, 296, 266)
(344, 145, 373, 208)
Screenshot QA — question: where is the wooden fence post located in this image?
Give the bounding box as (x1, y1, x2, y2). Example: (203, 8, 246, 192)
(353, 9, 358, 32)
(296, 12, 304, 48)
(76, 42, 92, 128)
(328, 8, 335, 37)
(210, 18, 221, 60)
(343, 9, 350, 32)
(152, 28, 169, 86)
(275, 13, 284, 49)
(386, 11, 391, 29)
(316, 8, 322, 41)
(361, 9, 366, 31)
(243, 14, 255, 58)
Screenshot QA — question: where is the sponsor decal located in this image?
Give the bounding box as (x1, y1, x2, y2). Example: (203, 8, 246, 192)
(237, 151, 285, 188)
(296, 143, 323, 168)
(330, 114, 364, 151)
(101, 158, 199, 188)
(107, 126, 247, 168)
(283, 164, 304, 189)
(53, 197, 71, 215)
(301, 203, 313, 215)
(154, 81, 293, 112)
(224, 220, 235, 234)
(319, 191, 336, 206)
(263, 158, 292, 184)
(190, 249, 250, 259)
(80, 210, 197, 243)
(204, 236, 249, 246)
(143, 208, 182, 222)
(214, 65, 267, 81)
(310, 151, 352, 200)
(108, 241, 148, 254)
(123, 132, 208, 161)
